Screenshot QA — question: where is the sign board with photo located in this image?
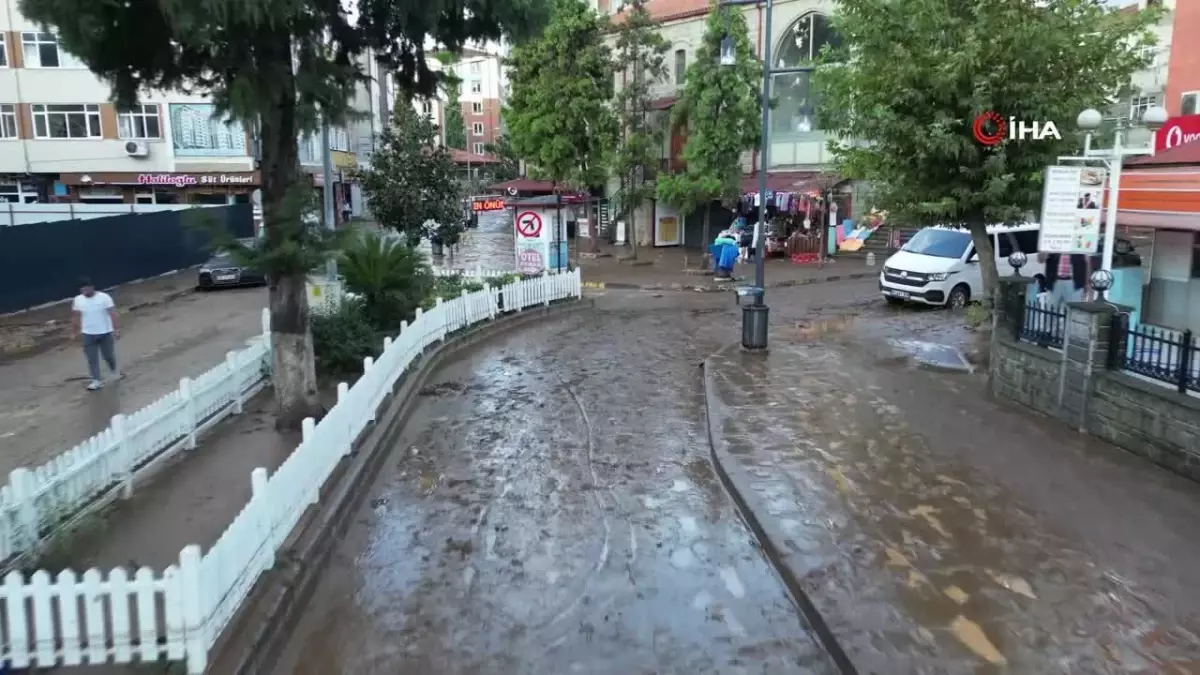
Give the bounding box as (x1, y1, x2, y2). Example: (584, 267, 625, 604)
(1038, 165, 1105, 254)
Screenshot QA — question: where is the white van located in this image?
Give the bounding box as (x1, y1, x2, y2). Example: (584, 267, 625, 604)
(879, 223, 1042, 308)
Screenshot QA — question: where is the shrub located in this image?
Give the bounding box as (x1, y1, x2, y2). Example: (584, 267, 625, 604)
(340, 232, 435, 330)
(311, 298, 380, 377)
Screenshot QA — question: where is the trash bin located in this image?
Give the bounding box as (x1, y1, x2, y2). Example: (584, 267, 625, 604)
(736, 286, 768, 349)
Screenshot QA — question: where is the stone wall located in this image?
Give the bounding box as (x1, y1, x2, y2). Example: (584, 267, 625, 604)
(990, 290, 1200, 482)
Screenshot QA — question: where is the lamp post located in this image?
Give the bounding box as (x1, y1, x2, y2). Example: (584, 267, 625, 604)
(720, 0, 787, 350)
(1062, 105, 1167, 273)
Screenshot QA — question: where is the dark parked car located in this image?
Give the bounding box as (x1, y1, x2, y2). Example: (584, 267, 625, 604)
(197, 239, 267, 289)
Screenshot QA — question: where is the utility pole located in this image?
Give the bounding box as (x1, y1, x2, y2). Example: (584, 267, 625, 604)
(321, 120, 338, 279)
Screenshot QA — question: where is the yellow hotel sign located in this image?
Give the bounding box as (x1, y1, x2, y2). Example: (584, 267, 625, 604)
(331, 151, 357, 170)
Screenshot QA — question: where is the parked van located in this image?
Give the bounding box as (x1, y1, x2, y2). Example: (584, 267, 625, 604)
(879, 223, 1042, 308)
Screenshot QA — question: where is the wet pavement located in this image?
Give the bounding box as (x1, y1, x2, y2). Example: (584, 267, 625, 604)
(270, 286, 889, 675)
(708, 310, 1200, 673)
(424, 210, 516, 271)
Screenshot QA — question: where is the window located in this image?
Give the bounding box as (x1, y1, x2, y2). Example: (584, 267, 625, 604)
(0, 34, 7, 68)
(1129, 95, 1157, 121)
(472, 122, 484, 136)
(330, 127, 350, 151)
(473, 142, 486, 154)
(771, 13, 842, 135)
(0, 105, 16, 139)
(469, 61, 481, 73)
(1183, 92, 1199, 117)
(31, 104, 102, 139)
(118, 104, 161, 139)
(995, 231, 1038, 258)
(674, 49, 686, 84)
(470, 80, 482, 94)
(0, 181, 40, 203)
(135, 193, 155, 205)
(421, 99, 433, 116)
(471, 101, 483, 115)
(21, 32, 83, 68)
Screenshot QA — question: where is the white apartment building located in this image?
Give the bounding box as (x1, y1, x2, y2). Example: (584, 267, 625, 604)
(1, 0, 379, 211)
(1109, 0, 1175, 147)
(411, 43, 507, 156)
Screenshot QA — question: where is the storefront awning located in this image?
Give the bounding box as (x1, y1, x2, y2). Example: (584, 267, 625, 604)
(1110, 143, 1200, 230)
(739, 172, 846, 194)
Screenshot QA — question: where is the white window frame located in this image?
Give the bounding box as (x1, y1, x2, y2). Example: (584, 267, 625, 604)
(21, 32, 84, 69)
(1183, 91, 1200, 118)
(1129, 94, 1157, 121)
(31, 103, 103, 139)
(471, 101, 483, 115)
(470, 80, 482, 94)
(421, 99, 433, 116)
(472, 122, 484, 136)
(473, 142, 486, 154)
(0, 34, 8, 68)
(118, 104, 161, 139)
(0, 105, 17, 140)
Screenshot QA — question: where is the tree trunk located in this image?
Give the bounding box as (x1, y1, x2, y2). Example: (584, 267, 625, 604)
(967, 217, 999, 309)
(701, 204, 712, 268)
(627, 201, 638, 259)
(261, 30, 322, 431)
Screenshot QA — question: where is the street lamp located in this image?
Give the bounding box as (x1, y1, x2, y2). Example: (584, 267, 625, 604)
(1063, 104, 1167, 273)
(719, 0, 787, 350)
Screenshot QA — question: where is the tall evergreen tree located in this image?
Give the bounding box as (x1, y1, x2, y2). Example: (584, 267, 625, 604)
(814, 0, 1159, 304)
(657, 2, 760, 262)
(612, 0, 669, 256)
(506, 0, 618, 192)
(19, 0, 548, 428)
(444, 69, 469, 150)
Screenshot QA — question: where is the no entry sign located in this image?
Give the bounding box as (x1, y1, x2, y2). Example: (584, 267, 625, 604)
(516, 210, 543, 238)
(518, 247, 544, 274)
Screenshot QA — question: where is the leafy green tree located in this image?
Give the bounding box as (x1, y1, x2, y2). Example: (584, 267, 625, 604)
(340, 232, 435, 329)
(444, 69, 468, 150)
(20, 0, 548, 429)
(359, 102, 463, 247)
(612, 0, 669, 256)
(483, 136, 521, 182)
(506, 0, 618, 192)
(814, 0, 1159, 304)
(657, 2, 760, 261)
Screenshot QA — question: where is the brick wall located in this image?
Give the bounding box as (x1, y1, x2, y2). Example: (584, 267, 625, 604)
(1165, 0, 1200, 116)
(990, 279, 1200, 482)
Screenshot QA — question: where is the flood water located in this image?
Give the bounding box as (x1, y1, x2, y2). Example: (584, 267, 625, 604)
(417, 210, 517, 271)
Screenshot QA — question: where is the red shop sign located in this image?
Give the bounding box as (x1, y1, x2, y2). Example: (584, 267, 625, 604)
(1154, 115, 1200, 153)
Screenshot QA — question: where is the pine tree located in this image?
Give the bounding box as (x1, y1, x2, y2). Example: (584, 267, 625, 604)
(612, 0, 670, 257)
(444, 69, 468, 150)
(656, 2, 760, 263)
(18, 0, 549, 429)
(506, 0, 618, 191)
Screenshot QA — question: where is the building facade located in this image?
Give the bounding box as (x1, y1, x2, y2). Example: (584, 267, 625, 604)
(411, 44, 507, 157)
(1, 1, 382, 215)
(1163, 0, 1198, 117)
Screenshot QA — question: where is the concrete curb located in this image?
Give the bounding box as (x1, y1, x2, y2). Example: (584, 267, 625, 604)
(700, 345, 859, 675)
(582, 271, 873, 292)
(208, 298, 594, 675)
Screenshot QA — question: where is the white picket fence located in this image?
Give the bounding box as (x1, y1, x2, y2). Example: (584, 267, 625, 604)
(0, 312, 272, 565)
(0, 269, 582, 673)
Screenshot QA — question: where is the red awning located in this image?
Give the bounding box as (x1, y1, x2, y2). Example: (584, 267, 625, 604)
(650, 96, 677, 111)
(488, 178, 557, 193)
(1129, 139, 1200, 167)
(450, 149, 499, 165)
(739, 171, 828, 194)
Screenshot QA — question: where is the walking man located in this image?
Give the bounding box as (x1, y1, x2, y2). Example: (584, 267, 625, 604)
(1040, 252, 1087, 306)
(72, 278, 120, 391)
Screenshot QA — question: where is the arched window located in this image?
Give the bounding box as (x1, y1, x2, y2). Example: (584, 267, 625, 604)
(772, 12, 841, 135)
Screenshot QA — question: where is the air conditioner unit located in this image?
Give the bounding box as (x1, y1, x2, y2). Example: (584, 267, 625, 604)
(124, 141, 150, 158)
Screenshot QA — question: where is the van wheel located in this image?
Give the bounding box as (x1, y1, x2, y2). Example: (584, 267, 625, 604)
(947, 284, 970, 309)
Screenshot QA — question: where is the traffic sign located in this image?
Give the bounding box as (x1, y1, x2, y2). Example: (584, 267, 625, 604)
(516, 211, 543, 238)
(518, 247, 544, 274)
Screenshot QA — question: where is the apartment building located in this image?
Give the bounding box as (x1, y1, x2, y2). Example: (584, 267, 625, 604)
(0, 0, 379, 212)
(411, 44, 507, 157)
(1164, 0, 1198, 118)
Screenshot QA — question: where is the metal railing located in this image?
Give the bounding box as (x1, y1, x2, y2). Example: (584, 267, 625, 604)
(1018, 301, 1067, 349)
(1110, 316, 1198, 394)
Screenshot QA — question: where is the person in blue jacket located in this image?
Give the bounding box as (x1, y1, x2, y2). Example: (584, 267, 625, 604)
(713, 230, 739, 279)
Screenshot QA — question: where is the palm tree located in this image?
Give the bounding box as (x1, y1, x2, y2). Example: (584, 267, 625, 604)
(339, 232, 435, 328)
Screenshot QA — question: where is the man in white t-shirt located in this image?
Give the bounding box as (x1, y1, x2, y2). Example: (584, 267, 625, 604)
(72, 278, 121, 391)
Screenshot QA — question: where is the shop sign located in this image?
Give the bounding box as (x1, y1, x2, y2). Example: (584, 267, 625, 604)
(1154, 115, 1200, 153)
(1038, 165, 1104, 254)
(137, 173, 256, 188)
(472, 198, 507, 212)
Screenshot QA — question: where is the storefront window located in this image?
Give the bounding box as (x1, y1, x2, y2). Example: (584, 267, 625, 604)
(154, 190, 181, 204)
(190, 192, 230, 205)
(771, 13, 841, 135)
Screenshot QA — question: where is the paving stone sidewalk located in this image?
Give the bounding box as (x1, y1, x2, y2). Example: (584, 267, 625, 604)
(705, 331, 1200, 673)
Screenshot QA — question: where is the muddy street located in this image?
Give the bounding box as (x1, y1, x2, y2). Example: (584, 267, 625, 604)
(270, 287, 877, 675)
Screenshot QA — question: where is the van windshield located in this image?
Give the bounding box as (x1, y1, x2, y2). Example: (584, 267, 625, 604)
(902, 229, 972, 259)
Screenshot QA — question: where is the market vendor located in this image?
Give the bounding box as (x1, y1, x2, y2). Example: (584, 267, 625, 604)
(713, 230, 739, 279)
